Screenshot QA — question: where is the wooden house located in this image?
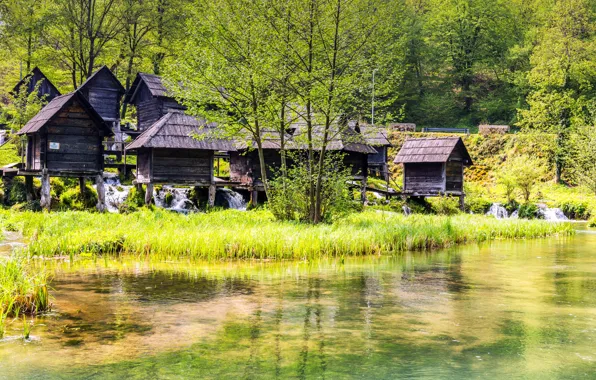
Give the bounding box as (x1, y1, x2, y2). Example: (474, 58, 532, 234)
(77, 66, 125, 123)
(229, 123, 377, 203)
(123, 73, 186, 132)
(393, 137, 472, 206)
(125, 112, 235, 205)
(16, 91, 113, 210)
(354, 122, 391, 179)
(11, 67, 61, 101)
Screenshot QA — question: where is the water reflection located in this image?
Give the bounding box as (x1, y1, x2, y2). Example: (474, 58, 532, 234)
(0, 233, 595, 379)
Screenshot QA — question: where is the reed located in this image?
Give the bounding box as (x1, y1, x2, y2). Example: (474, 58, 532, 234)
(0, 209, 574, 260)
(0, 256, 51, 316)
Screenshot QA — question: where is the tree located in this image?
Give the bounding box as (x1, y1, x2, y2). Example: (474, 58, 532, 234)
(569, 125, 596, 195)
(502, 154, 547, 202)
(517, 0, 596, 183)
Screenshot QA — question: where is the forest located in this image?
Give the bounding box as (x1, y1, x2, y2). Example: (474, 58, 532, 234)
(0, 0, 594, 131)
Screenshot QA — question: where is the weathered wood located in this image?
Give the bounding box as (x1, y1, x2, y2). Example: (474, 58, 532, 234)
(361, 178, 367, 204)
(40, 172, 51, 211)
(145, 183, 154, 205)
(25, 176, 34, 202)
(79, 177, 85, 195)
(250, 188, 258, 207)
(96, 174, 106, 212)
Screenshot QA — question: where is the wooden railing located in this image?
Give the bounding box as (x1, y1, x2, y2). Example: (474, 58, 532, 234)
(421, 127, 470, 134)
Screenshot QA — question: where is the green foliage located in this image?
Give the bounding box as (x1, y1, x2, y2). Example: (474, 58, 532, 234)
(59, 185, 98, 211)
(0, 209, 574, 259)
(0, 256, 51, 316)
(517, 203, 541, 219)
(559, 200, 591, 220)
(164, 191, 174, 207)
(500, 154, 548, 202)
(428, 196, 461, 215)
(120, 186, 146, 213)
(465, 196, 493, 214)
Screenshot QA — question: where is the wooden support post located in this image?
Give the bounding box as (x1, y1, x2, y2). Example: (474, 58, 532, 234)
(361, 178, 368, 204)
(208, 184, 216, 207)
(40, 171, 51, 211)
(25, 176, 34, 202)
(96, 174, 106, 212)
(145, 183, 154, 205)
(250, 188, 258, 207)
(79, 177, 85, 195)
(459, 194, 465, 211)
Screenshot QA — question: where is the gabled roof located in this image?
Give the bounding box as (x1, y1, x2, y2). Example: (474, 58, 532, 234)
(125, 112, 236, 151)
(78, 66, 125, 94)
(16, 91, 112, 136)
(393, 137, 473, 165)
(124, 72, 172, 104)
(11, 67, 61, 99)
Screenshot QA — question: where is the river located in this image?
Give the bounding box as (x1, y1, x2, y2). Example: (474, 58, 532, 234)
(0, 229, 595, 379)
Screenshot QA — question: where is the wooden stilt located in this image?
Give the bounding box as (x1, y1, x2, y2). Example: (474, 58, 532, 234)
(25, 176, 34, 202)
(145, 183, 154, 205)
(40, 171, 51, 211)
(208, 184, 216, 207)
(79, 177, 85, 195)
(96, 174, 106, 212)
(250, 188, 258, 207)
(459, 194, 465, 211)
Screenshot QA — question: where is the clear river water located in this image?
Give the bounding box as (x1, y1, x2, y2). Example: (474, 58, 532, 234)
(0, 228, 595, 379)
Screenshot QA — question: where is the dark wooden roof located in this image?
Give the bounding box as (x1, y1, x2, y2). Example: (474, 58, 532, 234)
(16, 91, 112, 136)
(235, 123, 377, 154)
(124, 73, 172, 104)
(125, 112, 236, 151)
(393, 137, 472, 165)
(357, 124, 391, 147)
(11, 67, 61, 100)
(78, 66, 125, 94)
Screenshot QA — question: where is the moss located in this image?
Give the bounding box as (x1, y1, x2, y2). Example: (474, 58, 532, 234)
(121, 186, 145, 213)
(164, 191, 174, 207)
(59, 184, 98, 211)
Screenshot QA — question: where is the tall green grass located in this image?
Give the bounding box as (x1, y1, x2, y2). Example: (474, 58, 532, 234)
(0, 256, 51, 318)
(0, 209, 574, 260)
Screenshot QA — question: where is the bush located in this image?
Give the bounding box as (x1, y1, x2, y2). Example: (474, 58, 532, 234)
(7, 177, 27, 205)
(559, 200, 591, 220)
(465, 197, 492, 214)
(59, 185, 98, 210)
(589, 217, 596, 228)
(517, 203, 541, 219)
(429, 196, 460, 215)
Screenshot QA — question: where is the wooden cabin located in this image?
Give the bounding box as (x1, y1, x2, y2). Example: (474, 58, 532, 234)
(355, 123, 391, 180)
(125, 112, 235, 205)
(123, 73, 186, 132)
(393, 137, 472, 205)
(77, 66, 125, 123)
(16, 91, 113, 210)
(229, 123, 376, 202)
(11, 67, 61, 101)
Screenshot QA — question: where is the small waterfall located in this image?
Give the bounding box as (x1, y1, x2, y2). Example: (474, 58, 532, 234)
(154, 186, 197, 214)
(216, 188, 247, 210)
(486, 203, 509, 219)
(539, 207, 568, 221)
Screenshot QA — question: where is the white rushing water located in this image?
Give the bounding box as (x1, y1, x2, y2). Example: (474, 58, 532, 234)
(97, 175, 247, 213)
(486, 202, 568, 221)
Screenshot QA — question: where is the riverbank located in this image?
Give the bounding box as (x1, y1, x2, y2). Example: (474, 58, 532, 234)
(0, 209, 574, 260)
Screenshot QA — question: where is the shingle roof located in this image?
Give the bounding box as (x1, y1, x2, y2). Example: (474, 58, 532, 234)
(393, 137, 472, 165)
(16, 91, 112, 135)
(78, 66, 125, 93)
(125, 112, 236, 151)
(235, 122, 377, 154)
(358, 125, 391, 147)
(124, 73, 172, 103)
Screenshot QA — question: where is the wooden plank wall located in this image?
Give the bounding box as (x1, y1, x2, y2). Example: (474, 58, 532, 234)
(151, 148, 213, 183)
(83, 70, 121, 121)
(367, 147, 386, 165)
(136, 150, 151, 183)
(44, 100, 102, 173)
(404, 162, 444, 193)
(445, 161, 463, 191)
(137, 98, 162, 131)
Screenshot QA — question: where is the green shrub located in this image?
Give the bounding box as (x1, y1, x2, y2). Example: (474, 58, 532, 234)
(465, 197, 492, 214)
(7, 177, 27, 205)
(164, 191, 174, 207)
(517, 203, 541, 219)
(124, 186, 145, 209)
(429, 196, 460, 215)
(59, 185, 98, 210)
(50, 178, 67, 198)
(589, 217, 596, 228)
(559, 200, 591, 220)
